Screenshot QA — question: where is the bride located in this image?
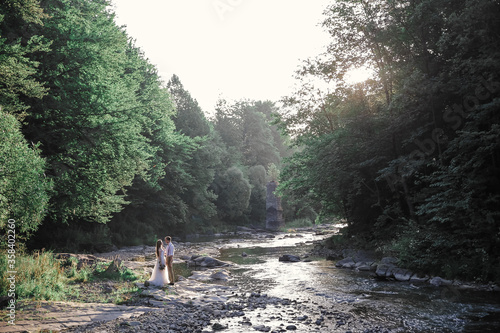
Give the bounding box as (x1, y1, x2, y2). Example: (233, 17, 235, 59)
(148, 239, 169, 286)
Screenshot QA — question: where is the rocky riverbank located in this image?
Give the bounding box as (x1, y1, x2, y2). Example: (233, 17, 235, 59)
(9, 223, 499, 332)
(310, 241, 500, 293)
(61, 224, 359, 333)
(63, 289, 392, 333)
(61, 224, 405, 333)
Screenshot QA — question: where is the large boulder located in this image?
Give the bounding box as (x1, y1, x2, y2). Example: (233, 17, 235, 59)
(393, 268, 413, 282)
(334, 250, 377, 270)
(380, 257, 399, 265)
(375, 263, 397, 279)
(429, 276, 453, 286)
(374, 257, 400, 279)
(355, 261, 377, 272)
(189, 269, 232, 282)
(104, 258, 122, 274)
(335, 257, 356, 268)
(187, 255, 232, 268)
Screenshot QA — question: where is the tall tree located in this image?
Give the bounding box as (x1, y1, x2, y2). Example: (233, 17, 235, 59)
(247, 165, 267, 223)
(213, 166, 251, 223)
(213, 99, 280, 168)
(0, 0, 51, 243)
(106, 54, 200, 245)
(167, 74, 210, 138)
(21, 0, 196, 249)
(0, 109, 51, 243)
(0, 0, 49, 117)
(167, 74, 219, 226)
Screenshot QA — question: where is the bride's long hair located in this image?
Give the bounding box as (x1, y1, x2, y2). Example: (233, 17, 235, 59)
(155, 239, 162, 258)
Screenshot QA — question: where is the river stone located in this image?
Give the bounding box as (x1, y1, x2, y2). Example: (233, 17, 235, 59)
(210, 270, 231, 281)
(104, 259, 122, 274)
(355, 260, 376, 270)
(335, 257, 355, 268)
(190, 256, 231, 268)
(375, 264, 395, 278)
(429, 276, 453, 286)
(457, 284, 476, 291)
(212, 322, 227, 331)
(279, 254, 301, 262)
(356, 263, 377, 272)
(254, 324, 271, 332)
(393, 268, 413, 281)
(386, 266, 399, 278)
(380, 257, 399, 265)
(409, 273, 429, 283)
(355, 260, 373, 267)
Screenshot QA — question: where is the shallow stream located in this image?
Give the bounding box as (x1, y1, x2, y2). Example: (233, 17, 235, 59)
(191, 229, 500, 332)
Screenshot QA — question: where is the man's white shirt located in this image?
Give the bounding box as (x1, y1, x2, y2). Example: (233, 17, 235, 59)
(166, 243, 174, 257)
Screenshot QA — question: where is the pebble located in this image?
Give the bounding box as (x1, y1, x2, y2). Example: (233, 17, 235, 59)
(254, 324, 271, 332)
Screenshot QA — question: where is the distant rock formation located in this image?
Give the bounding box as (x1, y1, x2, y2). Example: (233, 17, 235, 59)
(266, 180, 284, 230)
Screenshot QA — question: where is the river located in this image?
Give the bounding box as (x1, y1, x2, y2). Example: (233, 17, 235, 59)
(185, 227, 500, 332)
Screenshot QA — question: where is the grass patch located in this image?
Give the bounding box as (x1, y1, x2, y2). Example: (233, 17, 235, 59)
(1, 250, 70, 301)
(0, 250, 141, 304)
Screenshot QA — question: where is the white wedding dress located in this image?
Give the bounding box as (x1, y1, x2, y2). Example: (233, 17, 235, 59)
(148, 248, 169, 286)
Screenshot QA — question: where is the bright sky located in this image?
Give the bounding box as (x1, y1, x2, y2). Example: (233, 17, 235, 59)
(111, 0, 333, 114)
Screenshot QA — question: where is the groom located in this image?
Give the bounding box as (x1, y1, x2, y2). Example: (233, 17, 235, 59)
(164, 236, 175, 285)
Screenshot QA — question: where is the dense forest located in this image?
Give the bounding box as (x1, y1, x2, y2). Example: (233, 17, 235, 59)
(1, 0, 499, 282)
(277, 0, 500, 282)
(0, 0, 298, 251)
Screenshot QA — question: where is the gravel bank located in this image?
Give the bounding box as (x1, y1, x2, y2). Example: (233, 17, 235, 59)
(63, 291, 391, 333)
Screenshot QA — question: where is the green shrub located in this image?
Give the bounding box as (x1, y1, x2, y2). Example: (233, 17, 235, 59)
(391, 225, 500, 283)
(0, 111, 52, 245)
(0, 250, 69, 301)
(92, 261, 138, 282)
(323, 234, 347, 250)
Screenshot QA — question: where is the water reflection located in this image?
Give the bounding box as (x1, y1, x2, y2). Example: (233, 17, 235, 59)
(212, 232, 500, 332)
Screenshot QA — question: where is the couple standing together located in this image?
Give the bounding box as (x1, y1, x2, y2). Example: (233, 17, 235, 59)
(148, 236, 175, 286)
